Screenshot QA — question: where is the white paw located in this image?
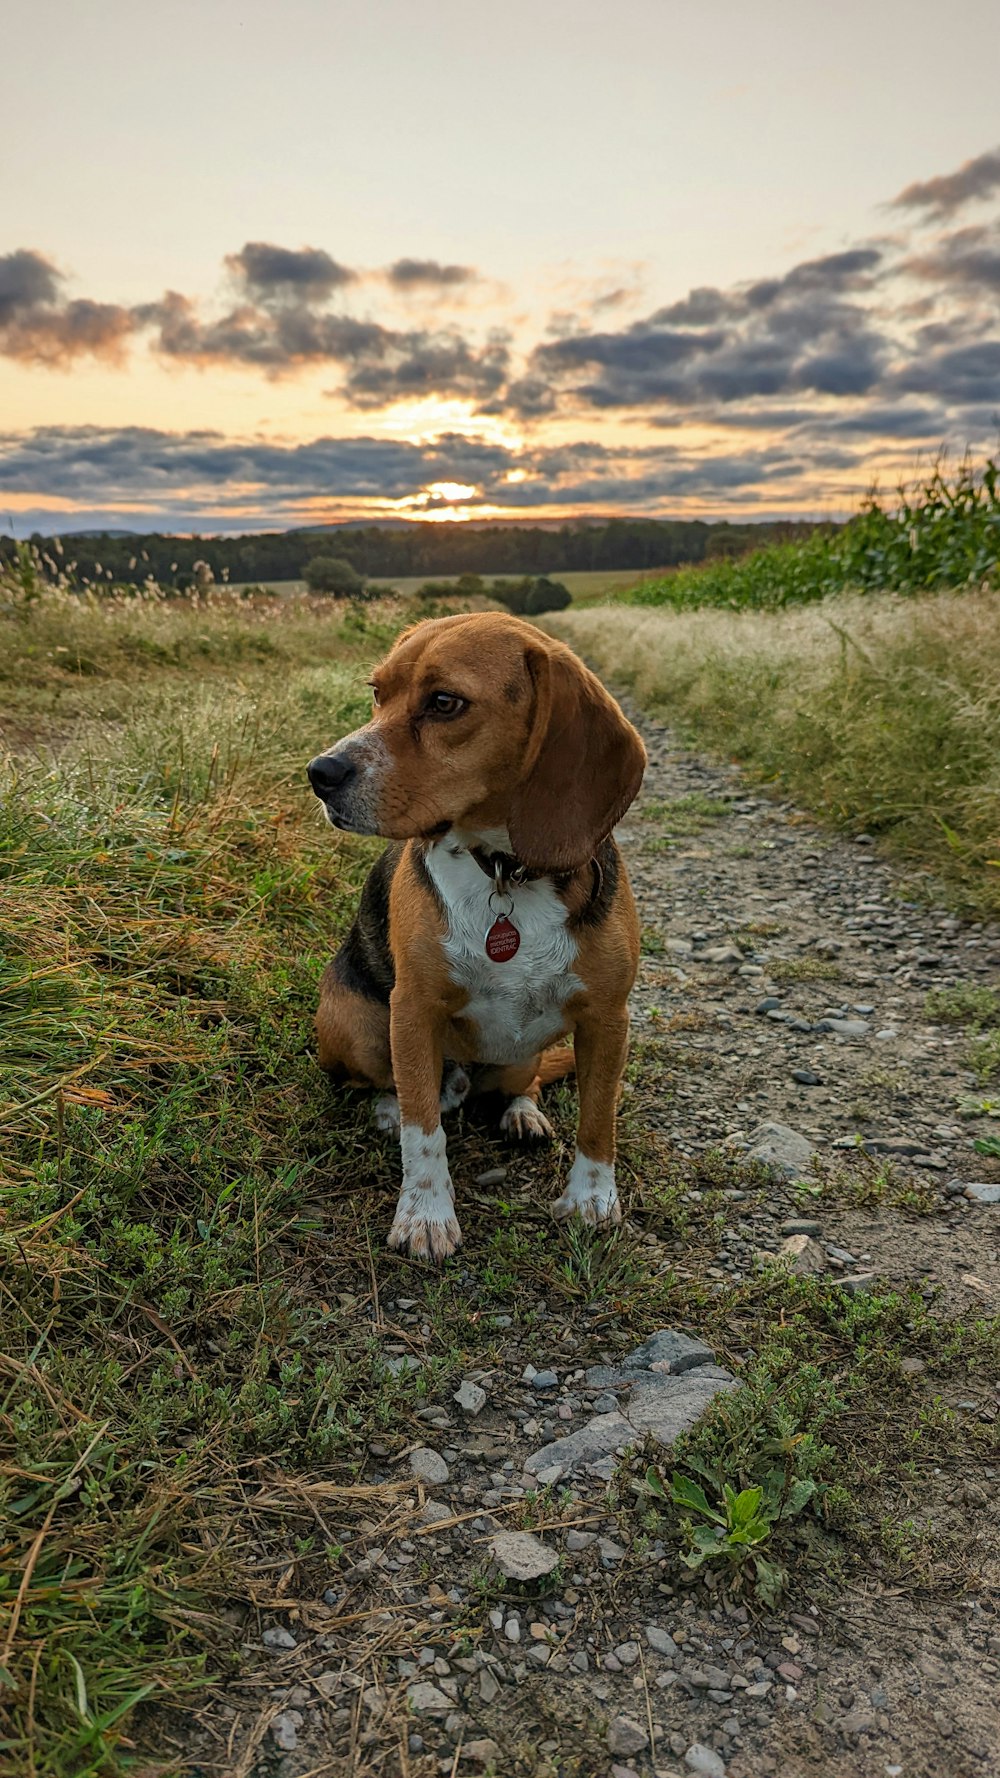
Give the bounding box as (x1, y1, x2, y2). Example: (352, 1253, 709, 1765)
(440, 1064, 471, 1114)
(552, 1150, 621, 1226)
(374, 1093, 400, 1133)
(388, 1125, 462, 1262)
(500, 1095, 554, 1143)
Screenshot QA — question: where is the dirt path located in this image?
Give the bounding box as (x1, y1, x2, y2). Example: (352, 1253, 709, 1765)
(188, 703, 999, 1778)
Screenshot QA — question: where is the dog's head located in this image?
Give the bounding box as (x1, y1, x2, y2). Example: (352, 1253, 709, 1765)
(307, 612, 646, 871)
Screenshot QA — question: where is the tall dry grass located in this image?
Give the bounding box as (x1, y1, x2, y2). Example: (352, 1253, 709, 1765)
(547, 589, 1000, 915)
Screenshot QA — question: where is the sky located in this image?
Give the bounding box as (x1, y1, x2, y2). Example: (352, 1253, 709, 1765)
(3, 0, 1000, 534)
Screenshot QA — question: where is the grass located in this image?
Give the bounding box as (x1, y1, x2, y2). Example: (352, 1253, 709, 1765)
(3, 562, 999, 1772)
(545, 585, 1000, 916)
(925, 981, 1000, 1085)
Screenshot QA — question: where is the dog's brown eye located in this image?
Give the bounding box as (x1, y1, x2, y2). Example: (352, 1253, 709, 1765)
(426, 691, 467, 718)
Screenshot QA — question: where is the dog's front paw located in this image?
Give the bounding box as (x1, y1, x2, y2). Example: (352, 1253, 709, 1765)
(390, 1124, 461, 1261)
(500, 1095, 554, 1143)
(388, 1188, 462, 1262)
(552, 1151, 621, 1226)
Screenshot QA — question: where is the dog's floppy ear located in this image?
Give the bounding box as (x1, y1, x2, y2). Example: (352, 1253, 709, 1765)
(508, 639, 646, 872)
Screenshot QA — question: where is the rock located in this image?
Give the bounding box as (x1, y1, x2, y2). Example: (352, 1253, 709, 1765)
(702, 944, 743, 965)
(418, 1499, 453, 1525)
(263, 1625, 297, 1649)
(744, 1121, 816, 1178)
(791, 1068, 822, 1086)
(626, 1370, 739, 1448)
(838, 1273, 876, 1295)
(409, 1448, 449, 1485)
(607, 1715, 649, 1757)
(645, 1624, 678, 1656)
(815, 1018, 870, 1037)
(475, 1167, 507, 1187)
(566, 1529, 596, 1552)
(780, 1218, 822, 1236)
(531, 1370, 559, 1390)
(614, 1640, 640, 1666)
(523, 1410, 633, 1478)
(755, 997, 783, 1014)
(622, 1328, 716, 1374)
(685, 1745, 727, 1777)
(489, 1531, 559, 1581)
(778, 1234, 826, 1275)
(462, 1740, 503, 1766)
(592, 1391, 619, 1414)
(965, 1183, 1000, 1204)
(900, 1357, 925, 1375)
(454, 1380, 487, 1415)
(407, 1681, 453, 1715)
(271, 1710, 303, 1750)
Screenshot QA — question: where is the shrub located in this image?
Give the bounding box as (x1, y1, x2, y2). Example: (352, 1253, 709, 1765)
(303, 554, 366, 597)
(524, 577, 572, 615)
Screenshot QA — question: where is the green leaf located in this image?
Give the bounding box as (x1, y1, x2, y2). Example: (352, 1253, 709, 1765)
(644, 1465, 668, 1500)
(783, 1477, 817, 1518)
(753, 1554, 786, 1608)
(670, 1472, 723, 1523)
(727, 1486, 764, 1530)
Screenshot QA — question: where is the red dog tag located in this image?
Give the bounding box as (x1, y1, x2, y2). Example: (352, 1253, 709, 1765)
(485, 916, 520, 962)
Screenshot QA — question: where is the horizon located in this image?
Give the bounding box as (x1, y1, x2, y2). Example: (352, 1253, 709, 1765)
(4, 0, 1000, 535)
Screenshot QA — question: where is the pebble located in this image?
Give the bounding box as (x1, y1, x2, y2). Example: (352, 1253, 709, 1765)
(965, 1183, 1000, 1204)
(271, 1710, 302, 1751)
(791, 1068, 822, 1086)
(475, 1167, 507, 1187)
(685, 1745, 727, 1777)
(489, 1531, 559, 1580)
(454, 1380, 487, 1415)
(262, 1626, 297, 1650)
(607, 1715, 649, 1757)
(409, 1448, 449, 1485)
(406, 1681, 452, 1714)
(645, 1624, 678, 1656)
(531, 1369, 559, 1390)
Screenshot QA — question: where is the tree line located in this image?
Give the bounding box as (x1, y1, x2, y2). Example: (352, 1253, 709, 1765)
(1, 517, 829, 590)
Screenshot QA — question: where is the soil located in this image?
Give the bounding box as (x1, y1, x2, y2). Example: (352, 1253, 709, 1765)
(163, 701, 999, 1778)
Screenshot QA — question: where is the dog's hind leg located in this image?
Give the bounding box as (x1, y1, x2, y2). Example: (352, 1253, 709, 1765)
(495, 1045, 574, 1143)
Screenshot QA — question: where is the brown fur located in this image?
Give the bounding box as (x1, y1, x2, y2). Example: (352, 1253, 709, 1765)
(310, 613, 645, 1253)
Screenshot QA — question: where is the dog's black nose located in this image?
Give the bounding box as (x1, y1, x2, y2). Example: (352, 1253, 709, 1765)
(307, 753, 356, 796)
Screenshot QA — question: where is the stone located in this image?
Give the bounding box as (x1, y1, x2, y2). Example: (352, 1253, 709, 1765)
(778, 1233, 826, 1275)
(626, 1371, 739, 1447)
(454, 1380, 487, 1415)
(614, 1640, 640, 1666)
(645, 1624, 678, 1656)
(815, 1018, 870, 1037)
(418, 1499, 452, 1525)
(489, 1531, 559, 1581)
(744, 1121, 816, 1178)
(271, 1711, 303, 1751)
(531, 1370, 559, 1390)
(462, 1740, 503, 1766)
(685, 1746, 727, 1777)
(409, 1448, 449, 1485)
(838, 1273, 876, 1294)
(755, 997, 783, 1014)
(475, 1167, 507, 1187)
(407, 1681, 452, 1714)
(780, 1218, 822, 1236)
(965, 1183, 1000, 1204)
(607, 1715, 649, 1757)
(791, 1068, 822, 1086)
(622, 1328, 716, 1375)
(262, 1625, 297, 1649)
(523, 1411, 633, 1478)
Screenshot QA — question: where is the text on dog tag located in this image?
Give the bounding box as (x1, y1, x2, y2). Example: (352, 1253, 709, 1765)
(485, 916, 520, 962)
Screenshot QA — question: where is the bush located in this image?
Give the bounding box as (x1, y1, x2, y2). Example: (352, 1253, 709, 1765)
(303, 554, 366, 597)
(491, 575, 571, 616)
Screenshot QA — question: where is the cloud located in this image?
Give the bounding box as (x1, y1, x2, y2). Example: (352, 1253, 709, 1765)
(522, 247, 889, 413)
(0, 248, 137, 366)
(891, 146, 1000, 218)
(904, 223, 1000, 296)
(227, 241, 356, 298)
(386, 257, 476, 289)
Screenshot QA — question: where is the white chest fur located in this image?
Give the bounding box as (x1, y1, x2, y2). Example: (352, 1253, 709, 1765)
(425, 838, 581, 1064)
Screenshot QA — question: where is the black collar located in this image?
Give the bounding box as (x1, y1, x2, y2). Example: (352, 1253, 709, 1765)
(466, 843, 604, 906)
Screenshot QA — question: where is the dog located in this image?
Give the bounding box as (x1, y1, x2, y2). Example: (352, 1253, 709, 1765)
(307, 611, 646, 1261)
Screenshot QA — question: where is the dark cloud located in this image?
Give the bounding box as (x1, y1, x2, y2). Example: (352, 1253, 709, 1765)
(523, 246, 889, 414)
(386, 258, 476, 289)
(904, 223, 1000, 296)
(0, 248, 136, 366)
(891, 147, 1000, 218)
(227, 242, 356, 298)
(892, 341, 1000, 405)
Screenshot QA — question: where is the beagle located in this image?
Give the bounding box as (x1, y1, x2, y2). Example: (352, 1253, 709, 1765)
(307, 611, 646, 1261)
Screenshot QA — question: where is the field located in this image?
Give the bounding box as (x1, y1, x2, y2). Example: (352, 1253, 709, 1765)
(230, 568, 666, 606)
(1, 565, 999, 1778)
